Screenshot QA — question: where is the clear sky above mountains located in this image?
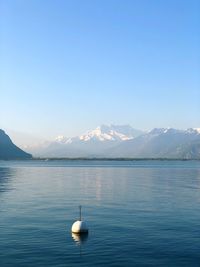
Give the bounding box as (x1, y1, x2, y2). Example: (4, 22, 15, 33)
(1, 0, 199, 139)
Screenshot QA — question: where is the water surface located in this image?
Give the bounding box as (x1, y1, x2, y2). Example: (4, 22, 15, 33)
(0, 160, 200, 266)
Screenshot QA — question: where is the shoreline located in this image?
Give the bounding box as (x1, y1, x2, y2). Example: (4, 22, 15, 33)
(1, 158, 200, 161)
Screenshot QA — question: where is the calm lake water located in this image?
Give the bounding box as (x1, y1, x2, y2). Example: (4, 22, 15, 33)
(0, 160, 200, 266)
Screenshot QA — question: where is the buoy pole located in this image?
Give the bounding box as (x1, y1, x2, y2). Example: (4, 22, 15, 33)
(71, 205, 88, 234)
(79, 205, 82, 221)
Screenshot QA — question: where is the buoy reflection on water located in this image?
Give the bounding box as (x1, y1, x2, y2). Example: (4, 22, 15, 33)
(72, 232, 89, 245)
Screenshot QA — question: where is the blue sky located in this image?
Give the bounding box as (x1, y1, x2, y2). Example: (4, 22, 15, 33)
(0, 0, 199, 138)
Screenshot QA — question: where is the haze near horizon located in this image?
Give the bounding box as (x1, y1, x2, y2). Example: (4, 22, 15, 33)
(1, 0, 199, 140)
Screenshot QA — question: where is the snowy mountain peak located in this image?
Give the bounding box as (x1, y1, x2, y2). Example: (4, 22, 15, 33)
(54, 124, 143, 144)
(79, 126, 114, 141)
(55, 135, 67, 142)
(149, 128, 171, 135)
(79, 124, 142, 142)
(148, 127, 200, 136)
(186, 128, 200, 134)
(194, 128, 200, 134)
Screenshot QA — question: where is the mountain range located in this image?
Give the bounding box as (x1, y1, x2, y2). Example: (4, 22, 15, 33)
(26, 125, 143, 158)
(0, 129, 32, 160)
(24, 125, 200, 159)
(108, 127, 200, 159)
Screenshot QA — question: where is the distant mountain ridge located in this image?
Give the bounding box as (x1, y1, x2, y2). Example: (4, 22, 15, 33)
(55, 125, 143, 144)
(0, 129, 32, 159)
(108, 128, 200, 159)
(25, 125, 200, 159)
(27, 125, 143, 157)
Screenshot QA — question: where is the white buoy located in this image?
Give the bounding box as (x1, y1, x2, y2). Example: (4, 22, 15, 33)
(71, 206, 88, 234)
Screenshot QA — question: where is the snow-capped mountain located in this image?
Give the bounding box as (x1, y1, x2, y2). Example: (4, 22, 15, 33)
(186, 128, 200, 134)
(27, 125, 143, 157)
(108, 127, 200, 159)
(25, 126, 200, 159)
(79, 125, 133, 142)
(55, 125, 142, 144)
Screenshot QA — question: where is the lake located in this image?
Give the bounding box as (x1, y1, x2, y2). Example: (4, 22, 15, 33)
(0, 160, 200, 266)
